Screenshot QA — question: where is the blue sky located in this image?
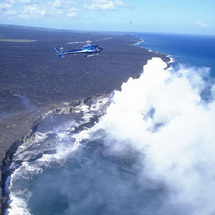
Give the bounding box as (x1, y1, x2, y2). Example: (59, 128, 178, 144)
(0, 0, 214, 35)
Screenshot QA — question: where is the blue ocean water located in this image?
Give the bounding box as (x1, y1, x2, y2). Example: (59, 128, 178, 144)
(5, 33, 215, 215)
(136, 33, 215, 77)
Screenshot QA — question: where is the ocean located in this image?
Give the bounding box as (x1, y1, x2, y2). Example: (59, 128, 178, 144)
(5, 33, 215, 215)
(136, 33, 215, 77)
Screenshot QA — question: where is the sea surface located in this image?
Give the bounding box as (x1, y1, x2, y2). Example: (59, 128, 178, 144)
(136, 32, 215, 76)
(5, 33, 215, 215)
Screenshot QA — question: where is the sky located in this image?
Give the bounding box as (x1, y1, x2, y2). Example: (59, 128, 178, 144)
(0, 0, 215, 35)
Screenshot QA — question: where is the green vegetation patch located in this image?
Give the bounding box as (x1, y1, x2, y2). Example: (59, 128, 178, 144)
(0, 38, 37, 43)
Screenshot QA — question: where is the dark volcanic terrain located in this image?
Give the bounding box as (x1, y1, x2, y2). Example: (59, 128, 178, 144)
(0, 25, 170, 211)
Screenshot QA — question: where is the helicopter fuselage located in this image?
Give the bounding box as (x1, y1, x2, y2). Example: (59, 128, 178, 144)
(54, 44, 103, 58)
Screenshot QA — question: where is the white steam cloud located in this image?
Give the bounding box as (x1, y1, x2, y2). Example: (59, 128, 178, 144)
(6, 57, 215, 215)
(96, 57, 215, 215)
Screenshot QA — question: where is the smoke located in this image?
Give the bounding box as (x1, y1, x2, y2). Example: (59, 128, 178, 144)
(95, 57, 215, 215)
(7, 57, 215, 215)
(13, 94, 36, 110)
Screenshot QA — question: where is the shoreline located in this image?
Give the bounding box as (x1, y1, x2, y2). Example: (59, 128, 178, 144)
(0, 25, 170, 214)
(1, 94, 110, 215)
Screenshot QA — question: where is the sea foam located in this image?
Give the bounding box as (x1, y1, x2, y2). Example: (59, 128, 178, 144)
(5, 97, 109, 215)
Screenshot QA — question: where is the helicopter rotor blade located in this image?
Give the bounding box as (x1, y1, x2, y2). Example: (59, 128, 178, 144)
(67, 37, 112, 45)
(67, 38, 112, 44)
(95, 37, 113, 41)
(67, 40, 91, 45)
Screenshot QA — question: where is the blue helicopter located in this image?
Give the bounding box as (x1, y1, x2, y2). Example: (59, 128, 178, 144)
(54, 40, 103, 58)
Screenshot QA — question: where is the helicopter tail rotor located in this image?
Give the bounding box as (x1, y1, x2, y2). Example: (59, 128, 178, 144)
(53, 47, 65, 58)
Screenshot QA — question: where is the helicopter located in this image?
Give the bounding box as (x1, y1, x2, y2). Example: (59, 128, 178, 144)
(54, 40, 103, 58)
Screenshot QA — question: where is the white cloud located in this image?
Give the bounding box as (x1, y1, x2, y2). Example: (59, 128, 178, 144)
(67, 8, 78, 17)
(91, 0, 107, 3)
(51, 0, 62, 8)
(0, 0, 125, 20)
(0, 1, 46, 19)
(50, 0, 78, 9)
(20, 5, 46, 19)
(84, 0, 124, 10)
(49, 0, 78, 17)
(195, 20, 208, 28)
(5, 0, 32, 4)
(0, 3, 17, 16)
(114, 0, 124, 6)
(0, 0, 79, 19)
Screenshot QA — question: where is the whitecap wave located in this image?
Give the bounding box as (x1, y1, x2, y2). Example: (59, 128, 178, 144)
(6, 97, 109, 214)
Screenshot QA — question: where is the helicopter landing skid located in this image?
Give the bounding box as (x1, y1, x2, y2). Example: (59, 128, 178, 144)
(85, 53, 99, 58)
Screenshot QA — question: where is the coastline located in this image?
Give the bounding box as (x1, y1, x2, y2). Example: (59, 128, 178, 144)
(0, 25, 170, 213)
